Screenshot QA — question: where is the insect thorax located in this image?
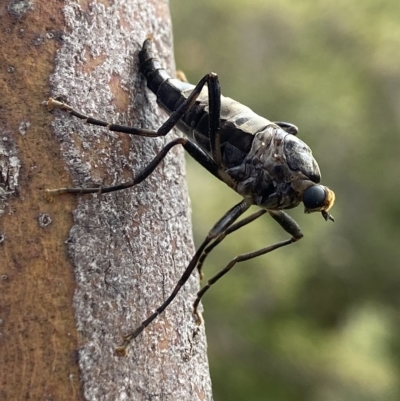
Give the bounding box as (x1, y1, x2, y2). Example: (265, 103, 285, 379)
(226, 125, 321, 210)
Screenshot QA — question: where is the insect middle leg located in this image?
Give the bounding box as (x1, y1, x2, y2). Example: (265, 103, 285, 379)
(46, 137, 221, 196)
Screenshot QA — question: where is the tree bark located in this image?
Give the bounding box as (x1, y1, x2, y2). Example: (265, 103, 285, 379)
(0, 1, 212, 400)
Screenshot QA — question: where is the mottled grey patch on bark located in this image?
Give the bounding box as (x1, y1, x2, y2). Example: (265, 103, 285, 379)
(0, 132, 21, 217)
(7, 0, 33, 18)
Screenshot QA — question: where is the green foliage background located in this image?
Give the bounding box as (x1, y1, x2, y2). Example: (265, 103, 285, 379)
(170, 1, 400, 400)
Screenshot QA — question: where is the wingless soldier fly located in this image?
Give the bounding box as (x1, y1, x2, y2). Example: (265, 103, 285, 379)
(46, 38, 335, 355)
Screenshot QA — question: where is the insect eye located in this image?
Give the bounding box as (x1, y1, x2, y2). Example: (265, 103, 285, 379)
(303, 185, 326, 210)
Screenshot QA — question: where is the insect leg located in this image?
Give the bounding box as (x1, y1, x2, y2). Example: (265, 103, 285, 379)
(196, 209, 267, 280)
(46, 71, 212, 138)
(47, 98, 162, 137)
(46, 138, 185, 195)
(192, 210, 304, 321)
(207, 72, 222, 166)
(115, 198, 252, 356)
(46, 137, 225, 196)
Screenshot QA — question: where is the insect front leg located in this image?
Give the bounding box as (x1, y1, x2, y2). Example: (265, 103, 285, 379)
(196, 209, 267, 280)
(115, 198, 253, 356)
(192, 210, 304, 321)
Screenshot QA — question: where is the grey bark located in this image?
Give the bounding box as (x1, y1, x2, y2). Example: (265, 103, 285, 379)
(49, 1, 212, 400)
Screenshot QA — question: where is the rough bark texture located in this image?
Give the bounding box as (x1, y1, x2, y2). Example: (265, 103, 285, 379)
(0, 1, 212, 400)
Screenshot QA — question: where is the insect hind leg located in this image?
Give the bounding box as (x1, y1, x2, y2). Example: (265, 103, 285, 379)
(206, 72, 223, 167)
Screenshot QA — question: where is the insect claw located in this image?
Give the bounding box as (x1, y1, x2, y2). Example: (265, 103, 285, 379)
(46, 98, 72, 112)
(194, 309, 204, 326)
(44, 188, 70, 200)
(115, 345, 129, 357)
(44, 189, 55, 202)
(115, 333, 134, 357)
(198, 269, 204, 281)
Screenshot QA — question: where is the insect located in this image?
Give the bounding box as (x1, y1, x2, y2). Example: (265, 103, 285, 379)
(46, 38, 335, 356)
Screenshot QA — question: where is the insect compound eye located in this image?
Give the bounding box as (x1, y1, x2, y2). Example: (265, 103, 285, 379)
(303, 185, 326, 210)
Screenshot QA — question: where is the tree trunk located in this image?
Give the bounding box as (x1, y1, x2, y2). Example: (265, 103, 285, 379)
(0, 1, 212, 400)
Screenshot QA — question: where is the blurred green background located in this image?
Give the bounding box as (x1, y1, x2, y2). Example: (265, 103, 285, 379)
(169, 1, 400, 400)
